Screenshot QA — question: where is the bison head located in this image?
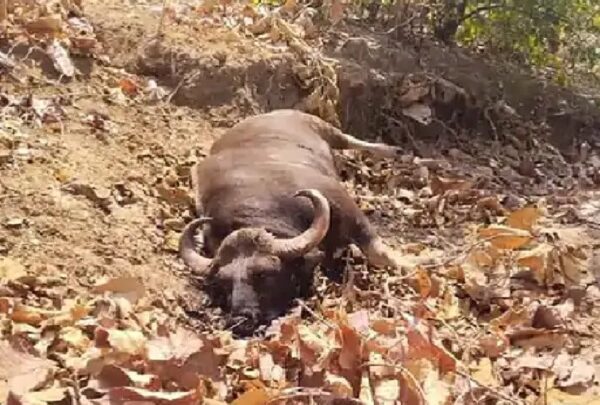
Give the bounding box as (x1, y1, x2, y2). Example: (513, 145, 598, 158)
(179, 189, 330, 336)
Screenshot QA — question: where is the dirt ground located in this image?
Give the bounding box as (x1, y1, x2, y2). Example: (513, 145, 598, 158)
(2, 0, 600, 403)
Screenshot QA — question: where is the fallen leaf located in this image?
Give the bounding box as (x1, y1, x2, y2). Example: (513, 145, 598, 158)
(413, 267, 432, 299)
(359, 370, 374, 405)
(282, 0, 297, 12)
(25, 16, 63, 35)
(231, 385, 270, 405)
(59, 326, 90, 350)
(0, 257, 27, 281)
(509, 328, 567, 349)
(374, 378, 401, 403)
(119, 78, 138, 96)
(542, 388, 600, 405)
(107, 386, 198, 405)
(558, 357, 595, 388)
(146, 327, 204, 363)
(97, 364, 160, 389)
(406, 327, 457, 374)
(478, 225, 533, 250)
(421, 366, 451, 405)
(324, 373, 353, 397)
(402, 103, 432, 125)
(471, 358, 499, 387)
(430, 176, 472, 195)
(329, 0, 344, 24)
(507, 206, 541, 231)
(95, 328, 146, 355)
(11, 305, 46, 326)
(93, 276, 145, 304)
(46, 39, 75, 78)
(10, 386, 66, 405)
(517, 243, 554, 283)
(0, 341, 55, 397)
(532, 300, 574, 329)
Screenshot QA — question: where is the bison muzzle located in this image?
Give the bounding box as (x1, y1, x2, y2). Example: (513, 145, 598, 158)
(179, 109, 404, 335)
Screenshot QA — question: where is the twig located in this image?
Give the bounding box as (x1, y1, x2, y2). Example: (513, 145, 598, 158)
(295, 299, 337, 330)
(483, 106, 498, 141)
(267, 387, 366, 405)
(421, 233, 515, 272)
(456, 370, 524, 405)
(156, 0, 170, 38)
(165, 71, 200, 104)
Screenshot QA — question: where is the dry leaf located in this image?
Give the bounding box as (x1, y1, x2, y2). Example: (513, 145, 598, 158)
(542, 388, 600, 405)
(47, 40, 75, 77)
(325, 373, 353, 397)
(231, 386, 270, 405)
(329, 0, 344, 25)
(374, 378, 401, 403)
(97, 364, 160, 389)
(59, 326, 90, 350)
(506, 206, 541, 231)
(0, 257, 27, 281)
(359, 370, 374, 405)
(413, 267, 432, 299)
(478, 225, 533, 250)
(146, 327, 204, 362)
(471, 358, 499, 387)
(11, 386, 66, 405)
(509, 328, 567, 349)
(95, 328, 146, 355)
(0, 341, 55, 397)
(517, 243, 554, 283)
(402, 103, 432, 125)
(406, 327, 457, 374)
(93, 276, 145, 304)
(25, 16, 63, 35)
(11, 305, 47, 326)
(430, 176, 472, 195)
(282, 0, 297, 13)
(107, 386, 198, 404)
(532, 300, 574, 329)
(119, 78, 138, 96)
(421, 366, 451, 405)
(558, 357, 595, 388)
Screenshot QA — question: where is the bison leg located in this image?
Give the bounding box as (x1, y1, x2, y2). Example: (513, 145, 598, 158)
(363, 236, 409, 272)
(306, 115, 401, 159)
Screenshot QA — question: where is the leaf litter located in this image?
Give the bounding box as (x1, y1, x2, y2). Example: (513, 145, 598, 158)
(0, 1, 599, 405)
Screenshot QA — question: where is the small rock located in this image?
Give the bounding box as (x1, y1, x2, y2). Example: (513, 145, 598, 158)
(518, 157, 536, 177)
(62, 181, 113, 212)
(503, 144, 520, 160)
(163, 232, 180, 253)
(163, 218, 185, 231)
(5, 217, 25, 229)
(478, 166, 495, 177)
(412, 165, 429, 187)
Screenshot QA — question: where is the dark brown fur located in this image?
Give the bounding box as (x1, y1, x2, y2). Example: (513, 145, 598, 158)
(185, 109, 402, 335)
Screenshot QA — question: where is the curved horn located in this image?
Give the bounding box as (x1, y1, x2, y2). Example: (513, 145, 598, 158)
(179, 217, 213, 275)
(269, 189, 331, 258)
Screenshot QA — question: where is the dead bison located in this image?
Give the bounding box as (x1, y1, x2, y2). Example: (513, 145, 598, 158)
(179, 109, 403, 335)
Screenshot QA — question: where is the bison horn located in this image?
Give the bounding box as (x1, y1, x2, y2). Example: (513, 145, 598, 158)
(269, 189, 331, 258)
(179, 217, 213, 275)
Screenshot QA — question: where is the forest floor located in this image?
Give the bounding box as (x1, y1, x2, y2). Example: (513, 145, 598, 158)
(1, 0, 600, 404)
